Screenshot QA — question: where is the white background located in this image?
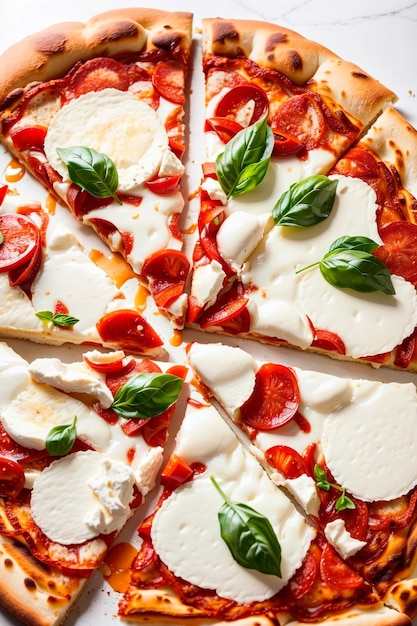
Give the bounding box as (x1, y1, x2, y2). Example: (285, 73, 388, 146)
(0, 0, 417, 624)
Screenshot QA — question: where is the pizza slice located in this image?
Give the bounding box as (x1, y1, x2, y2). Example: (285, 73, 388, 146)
(187, 341, 417, 622)
(0, 341, 186, 626)
(187, 18, 417, 371)
(119, 376, 409, 625)
(0, 183, 164, 355)
(0, 8, 193, 328)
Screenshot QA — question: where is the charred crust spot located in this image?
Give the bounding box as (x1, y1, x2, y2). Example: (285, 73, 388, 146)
(352, 71, 369, 80)
(95, 21, 140, 44)
(4, 557, 13, 568)
(289, 49, 303, 71)
(33, 33, 67, 55)
(212, 21, 239, 45)
(24, 577, 37, 591)
(265, 32, 288, 51)
(152, 31, 182, 52)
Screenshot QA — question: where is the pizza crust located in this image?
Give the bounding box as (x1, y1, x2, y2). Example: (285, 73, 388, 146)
(0, 8, 192, 109)
(203, 17, 396, 126)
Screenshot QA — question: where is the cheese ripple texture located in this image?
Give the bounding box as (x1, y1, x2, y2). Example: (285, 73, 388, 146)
(44, 88, 169, 190)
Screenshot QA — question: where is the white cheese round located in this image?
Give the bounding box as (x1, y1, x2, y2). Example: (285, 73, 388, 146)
(322, 380, 417, 501)
(31, 451, 134, 545)
(44, 88, 169, 190)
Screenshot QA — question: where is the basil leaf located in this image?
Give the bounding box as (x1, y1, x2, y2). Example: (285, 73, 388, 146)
(273, 175, 338, 227)
(111, 373, 183, 419)
(57, 146, 122, 205)
(46, 416, 77, 456)
(320, 249, 395, 294)
(216, 116, 274, 198)
(329, 235, 379, 254)
(336, 492, 355, 511)
(36, 310, 79, 327)
(211, 475, 281, 578)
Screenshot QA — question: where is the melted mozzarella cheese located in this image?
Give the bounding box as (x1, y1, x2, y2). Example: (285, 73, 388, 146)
(152, 400, 315, 604)
(324, 520, 366, 559)
(44, 89, 171, 190)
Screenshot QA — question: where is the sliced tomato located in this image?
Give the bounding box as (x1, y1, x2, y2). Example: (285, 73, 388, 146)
(394, 328, 417, 369)
(9, 125, 47, 151)
(96, 309, 163, 353)
(142, 249, 190, 309)
(265, 445, 306, 479)
(68, 57, 130, 97)
(145, 175, 181, 195)
(0, 457, 25, 499)
(0, 214, 40, 272)
(320, 542, 364, 589)
(199, 296, 249, 331)
(0, 424, 48, 463)
(204, 117, 244, 143)
(0, 185, 7, 206)
(8, 240, 42, 292)
(160, 453, 194, 488)
(375, 221, 417, 285)
(271, 94, 326, 150)
(202, 162, 217, 179)
(272, 131, 304, 157)
(105, 358, 162, 396)
(214, 83, 269, 125)
(240, 363, 300, 431)
(83, 353, 134, 374)
(152, 60, 185, 105)
(311, 329, 346, 355)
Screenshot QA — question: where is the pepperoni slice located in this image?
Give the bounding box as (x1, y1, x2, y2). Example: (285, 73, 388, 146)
(271, 94, 326, 150)
(214, 83, 269, 125)
(0, 457, 25, 499)
(319, 543, 364, 589)
(152, 60, 185, 105)
(375, 221, 417, 285)
(0, 214, 40, 272)
(265, 445, 306, 479)
(96, 310, 163, 353)
(68, 57, 130, 97)
(141, 250, 190, 309)
(9, 125, 47, 151)
(240, 363, 300, 431)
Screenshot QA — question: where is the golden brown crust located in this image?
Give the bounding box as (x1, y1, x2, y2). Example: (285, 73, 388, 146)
(0, 537, 85, 626)
(0, 8, 193, 108)
(203, 17, 396, 127)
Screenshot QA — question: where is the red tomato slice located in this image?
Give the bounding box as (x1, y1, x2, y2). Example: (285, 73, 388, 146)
(142, 249, 190, 309)
(320, 543, 364, 589)
(240, 363, 300, 431)
(265, 445, 306, 479)
(160, 453, 194, 488)
(200, 297, 249, 330)
(8, 238, 42, 289)
(10, 125, 47, 151)
(0, 185, 7, 206)
(69, 57, 130, 97)
(311, 329, 346, 355)
(214, 83, 269, 125)
(271, 94, 326, 150)
(272, 131, 304, 157)
(204, 117, 244, 143)
(96, 310, 163, 353)
(0, 424, 48, 463)
(0, 457, 25, 499)
(145, 175, 181, 195)
(83, 353, 134, 374)
(0, 214, 40, 272)
(152, 60, 185, 105)
(375, 221, 417, 285)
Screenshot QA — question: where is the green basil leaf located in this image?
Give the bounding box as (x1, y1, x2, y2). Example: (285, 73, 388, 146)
(46, 416, 77, 456)
(57, 146, 122, 204)
(216, 116, 274, 198)
(35, 310, 79, 327)
(211, 475, 281, 578)
(320, 249, 395, 295)
(329, 235, 379, 254)
(336, 492, 355, 511)
(111, 373, 183, 419)
(273, 175, 338, 227)
(314, 464, 328, 483)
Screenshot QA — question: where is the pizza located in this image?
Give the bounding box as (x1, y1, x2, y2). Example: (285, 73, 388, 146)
(187, 341, 417, 623)
(0, 7, 193, 329)
(0, 340, 186, 626)
(187, 17, 417, 372)
(0, 185, 164, 355)
(118, 374, 410, 626)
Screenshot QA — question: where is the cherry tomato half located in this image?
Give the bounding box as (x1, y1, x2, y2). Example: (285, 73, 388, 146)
(265, 445, 306, 479)
(0, 214, 40, 272)
(0, 457, 25, 499)
(214, 83, 269, 126)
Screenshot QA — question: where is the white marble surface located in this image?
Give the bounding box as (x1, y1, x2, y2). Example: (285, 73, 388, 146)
(0, 1, 417, 625)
